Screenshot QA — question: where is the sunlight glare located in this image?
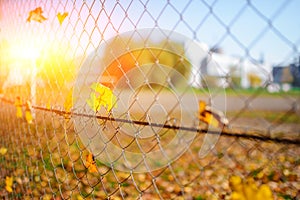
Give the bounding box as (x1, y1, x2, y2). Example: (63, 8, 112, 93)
(9, 44, 40, 61)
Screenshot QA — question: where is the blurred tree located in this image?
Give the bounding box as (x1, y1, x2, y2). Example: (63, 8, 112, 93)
(37, 47, 76, 90)
(0, 39, 9, 90)
(100, 36, 191, 89)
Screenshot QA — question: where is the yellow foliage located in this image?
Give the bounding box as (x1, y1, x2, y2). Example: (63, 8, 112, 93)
(5, 176, 13, 193)
(46, 99, 51, 110)
(64, 89, 73, 112)
(26, 7, 47, 23)
(57, 12, 68, 25)
(0, 147, 7, 155)
(25, 101, 33, 124)
(86, 83, 117, 113)
(85, 153, 97, 173)
(248, 73, 261, 88)
(197, 100, 227, 128)
(76, 195, 84, 200)
(15, 96, 23, 119)
(256, 184, 273, 200)
(229, 175, 274, 200)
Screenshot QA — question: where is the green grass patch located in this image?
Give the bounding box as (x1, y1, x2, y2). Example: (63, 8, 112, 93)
(227, 110, 300, 124)
(190, 87, 300, 97)
(42, 156, 55, 171)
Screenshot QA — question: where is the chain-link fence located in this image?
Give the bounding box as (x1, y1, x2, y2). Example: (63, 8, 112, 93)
(0, 0, 299, 199)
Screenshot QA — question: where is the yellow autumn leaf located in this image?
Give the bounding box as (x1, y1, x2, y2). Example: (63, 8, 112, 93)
(5, 176, 13, 193)
(46, 99, 51, 110)
(0, 147, 7, 155)
(86, 83, 117, 113)
(197, 100, 227, 128)
(229, 176, 274, 200)
(243, 178, 258, 200)
(27, 7, 47, 23)
(64, 89, 73, 120)
(230, 191, 246, 200)
(229, 175, 243, 192)
(85, 153, 97, 173)
(57, 12, 68, 25)
(77, 195, 84, 200)
(256, 184, 273, 200)
(25, 101, 33, 124)
(15, 96, 23, 119)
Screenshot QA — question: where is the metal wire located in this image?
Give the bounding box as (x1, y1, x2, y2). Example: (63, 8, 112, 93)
(0, 0, 299, 199)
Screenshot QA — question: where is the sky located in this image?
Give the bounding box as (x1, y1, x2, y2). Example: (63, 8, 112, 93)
(0, 0, 299, 65)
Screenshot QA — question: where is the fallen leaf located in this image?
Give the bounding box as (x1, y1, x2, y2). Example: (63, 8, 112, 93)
(0, 147, 7, 155)
(5, 176, 13, 193)
(229, 175, 274, 200)
(256, 184, 273, 200)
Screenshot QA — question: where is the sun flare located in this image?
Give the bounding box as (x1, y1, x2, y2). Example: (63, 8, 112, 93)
(9, 44, 40, 61)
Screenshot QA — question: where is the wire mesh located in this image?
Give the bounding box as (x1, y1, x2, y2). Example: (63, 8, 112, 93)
(0, 0, 299, 199)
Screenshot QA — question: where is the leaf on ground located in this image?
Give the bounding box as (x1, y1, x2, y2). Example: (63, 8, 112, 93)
(5, 176, 13, 193)
(0, 147, 7, 155)
(229, 175, 274, 200)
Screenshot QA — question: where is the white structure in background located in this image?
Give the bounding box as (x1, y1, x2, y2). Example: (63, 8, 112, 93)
(3, 60, 33, 88)
(185, 41, 209, 88)
(186, 42, 272, 88)
(2, 58, 37, 116)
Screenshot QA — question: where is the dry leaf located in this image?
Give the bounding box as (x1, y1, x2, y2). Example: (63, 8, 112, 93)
(86, 83, 117, 113)
(57, 12, 68, 25)
(229, 175, 274, 200)
(85, 153, 97, 173)
(5, 176, 13, 193)
(27, 7, 47, 23)
(25, 100, 33, 124)
(0, 147, 7, 155)
(197, 100, 228, 128)
(63, 89, 73, 120)
(15, 96, 23, 119)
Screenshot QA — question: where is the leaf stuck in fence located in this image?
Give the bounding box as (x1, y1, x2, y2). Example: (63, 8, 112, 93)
(15, 96, 23, 119)
(25, 100, 33, 124)
(197, 100, 228, 128)
(57, 12, 68, 25)
(85, 153, 97, 173)
(64, 89, 73, 120)
(86, 83, 117, 113)
(26, 7, 47, 23)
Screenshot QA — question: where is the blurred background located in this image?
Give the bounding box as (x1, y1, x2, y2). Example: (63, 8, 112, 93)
(0, 0, 299, 199)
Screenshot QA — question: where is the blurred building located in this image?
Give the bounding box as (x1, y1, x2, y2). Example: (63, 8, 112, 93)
(272, 62, 300, 91)
(186, 43, 272, 89)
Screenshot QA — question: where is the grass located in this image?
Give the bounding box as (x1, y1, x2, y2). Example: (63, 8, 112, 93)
(224, 87, 300, 97)
(226, 110, 300, 124)
(190, 87, 300, 97)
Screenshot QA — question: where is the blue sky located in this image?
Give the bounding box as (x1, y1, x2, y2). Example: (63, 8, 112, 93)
(124, 0, 300, 65)
(1, 0, 299, 65)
